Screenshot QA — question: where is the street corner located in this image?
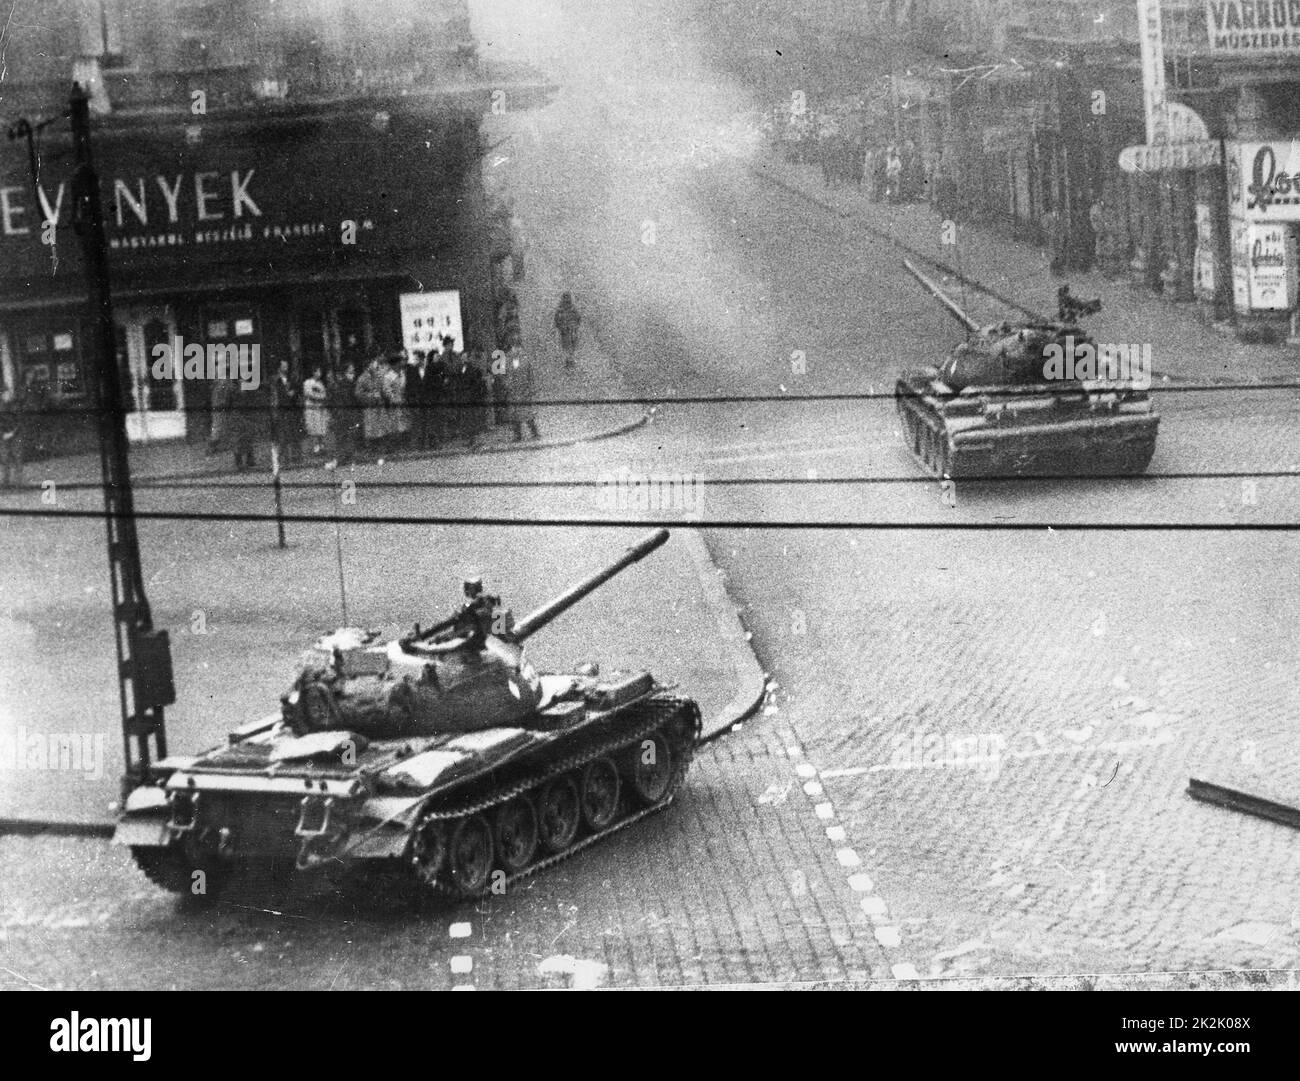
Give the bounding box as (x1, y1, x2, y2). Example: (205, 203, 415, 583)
(677, 528, 769, 740)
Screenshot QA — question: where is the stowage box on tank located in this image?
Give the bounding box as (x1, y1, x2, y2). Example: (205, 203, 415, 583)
(115, 529, 702, 902)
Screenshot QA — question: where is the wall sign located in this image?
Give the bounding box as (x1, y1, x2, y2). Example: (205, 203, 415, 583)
(1205, 1, 1300, 55)
(400, 290, 464, 354)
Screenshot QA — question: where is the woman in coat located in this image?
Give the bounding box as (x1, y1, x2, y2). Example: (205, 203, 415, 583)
(302, 365, 329, 454)
(331, 362, 361, 465)
(355, 357, 388, 448)
(381, 354, 409, 449)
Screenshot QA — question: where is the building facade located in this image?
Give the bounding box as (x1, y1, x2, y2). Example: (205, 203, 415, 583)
(891, 1, 1300, 342)
(0, 0, 528, 451)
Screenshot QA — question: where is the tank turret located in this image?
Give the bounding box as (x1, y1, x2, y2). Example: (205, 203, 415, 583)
(281, 530, 670, 738)
(902, 259, 1097, 391)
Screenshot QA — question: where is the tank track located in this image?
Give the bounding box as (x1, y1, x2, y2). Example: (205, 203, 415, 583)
(895, 389, 1158, 480)
(130, 695, 701, 905)
(399, 695, 700, 902)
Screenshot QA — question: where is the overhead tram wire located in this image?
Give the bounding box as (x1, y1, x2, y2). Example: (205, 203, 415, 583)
(0, 505, 1297, 532)
(13, 466, 1300, 496)
(12, 381, 1300, 420)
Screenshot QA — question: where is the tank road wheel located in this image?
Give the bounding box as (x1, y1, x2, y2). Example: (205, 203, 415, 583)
(537, 775, 581, 854)
(447, 815, 494, 897)
(628, 731, 675, 806)
(580, 758, 621, 831)
(130, 846, 225, 905)
(494, 798, 539, 874)
(412, 817, 448, 890)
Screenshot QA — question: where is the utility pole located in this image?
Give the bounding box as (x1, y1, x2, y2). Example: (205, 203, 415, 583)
(68, 83, 175, 800)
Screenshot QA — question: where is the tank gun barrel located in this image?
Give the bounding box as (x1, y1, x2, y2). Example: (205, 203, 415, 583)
(510, 529, 669, 644)
(902, 259, 982, 335)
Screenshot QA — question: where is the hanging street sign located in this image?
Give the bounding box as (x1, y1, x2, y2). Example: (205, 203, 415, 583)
(1119, 141, 1223, 173)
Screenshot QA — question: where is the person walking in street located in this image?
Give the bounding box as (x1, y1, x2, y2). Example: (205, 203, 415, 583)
(554, 292, 581, 369)
(271, 359, 303, 464)
(504, 346, 541, 442)
(0, 383, 26, 488)
(332, 362, 361, 465)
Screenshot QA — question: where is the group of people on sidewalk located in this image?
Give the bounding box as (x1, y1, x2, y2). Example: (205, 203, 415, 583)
(209, 337, 544, 472)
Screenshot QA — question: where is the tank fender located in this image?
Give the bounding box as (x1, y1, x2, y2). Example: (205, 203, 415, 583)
(347, 794, 427, 859)
(113, 785, 172, 848)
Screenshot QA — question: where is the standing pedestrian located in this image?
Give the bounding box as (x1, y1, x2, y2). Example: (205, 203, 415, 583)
(302, 365, 329, 455)
(356, 356, 387, 450)
(1042, 207, 1067, 276)
(554, 292, 581, 369)
(332, 361, 361, 465)
(271, 359, 303, 464)
(428, 339, 453, 449)
(504, 346, 540, 441)
(406, 350, 433, 450)
(885, 147, 903, 204)
(227, 373, 260, 472)
(0, 383, 26, 488)
(382, 353, 409, 450)
(208, 376, 231, 455)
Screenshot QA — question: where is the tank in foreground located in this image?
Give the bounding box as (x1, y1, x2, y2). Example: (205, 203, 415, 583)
(115, 530, 702, 902)
(894, 260, 1159, 480)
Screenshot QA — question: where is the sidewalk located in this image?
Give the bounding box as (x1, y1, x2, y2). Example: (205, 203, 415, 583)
(40, 261, 648, 486)
(755, 157, 1300, 387)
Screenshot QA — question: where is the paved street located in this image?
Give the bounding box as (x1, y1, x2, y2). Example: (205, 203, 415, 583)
(2, 0, 1299, 989)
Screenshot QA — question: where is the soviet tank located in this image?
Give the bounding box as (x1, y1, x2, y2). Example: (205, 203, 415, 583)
(894, 260, 1159, 480)
(114, 529, 701, 902)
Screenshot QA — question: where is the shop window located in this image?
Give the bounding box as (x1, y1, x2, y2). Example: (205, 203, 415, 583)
(143, 319, 176, 412)
(18, 328, 84, 400)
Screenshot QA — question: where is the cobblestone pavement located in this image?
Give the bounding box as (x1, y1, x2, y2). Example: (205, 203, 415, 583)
(0, 719, 895, 989)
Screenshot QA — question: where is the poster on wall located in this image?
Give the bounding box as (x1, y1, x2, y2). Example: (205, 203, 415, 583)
(1230, 218, 1298, 311)
(1247, 222, 1297, 310)
(399, 290, 464, 354)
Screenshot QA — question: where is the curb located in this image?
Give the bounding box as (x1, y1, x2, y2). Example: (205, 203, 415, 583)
(752, 163, 1298, 390)
(125, 409, 652, 486)
(677, 528, 768, 743)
